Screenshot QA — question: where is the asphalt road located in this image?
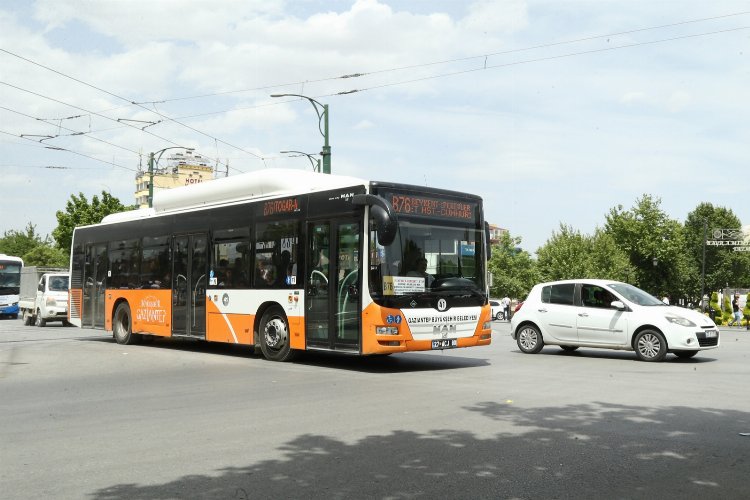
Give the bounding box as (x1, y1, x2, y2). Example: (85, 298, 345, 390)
(1, 318, 749, 499)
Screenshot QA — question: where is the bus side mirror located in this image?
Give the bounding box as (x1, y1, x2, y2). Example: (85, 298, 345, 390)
(352, 194, 397, 246)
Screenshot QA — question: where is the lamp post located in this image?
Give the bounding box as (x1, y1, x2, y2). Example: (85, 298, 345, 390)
(270, 93, 330, 174)
(700, 219, 707, 311)
(280, 150, 321, 172)
(148, 146, 190, 207)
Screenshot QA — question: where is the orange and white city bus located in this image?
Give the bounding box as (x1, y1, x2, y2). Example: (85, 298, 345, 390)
(69, 169, 493, 361)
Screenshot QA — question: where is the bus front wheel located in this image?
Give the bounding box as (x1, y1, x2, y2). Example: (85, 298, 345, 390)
(259, 307, 297, 362)
(113, 303, 138, 345)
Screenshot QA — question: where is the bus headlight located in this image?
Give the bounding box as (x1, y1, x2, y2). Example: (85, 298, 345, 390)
(376, 326, 399, 335)
(483, 321, 492, 330)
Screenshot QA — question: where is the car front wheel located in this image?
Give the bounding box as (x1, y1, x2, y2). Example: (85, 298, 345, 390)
(516, 324, 544, 354)
(634, 329, 667, 362)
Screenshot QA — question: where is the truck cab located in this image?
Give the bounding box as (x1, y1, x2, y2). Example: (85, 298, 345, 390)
(20, 270, 70, 327)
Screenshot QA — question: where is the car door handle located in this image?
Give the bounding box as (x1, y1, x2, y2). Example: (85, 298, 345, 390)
(578, 312, 589, 317)
(538, 308, 547, 313)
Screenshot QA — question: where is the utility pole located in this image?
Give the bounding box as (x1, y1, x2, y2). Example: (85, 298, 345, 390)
(271, 93, 331, 174)
(700, 219, 707, 311)
(148, 152, 155, 208)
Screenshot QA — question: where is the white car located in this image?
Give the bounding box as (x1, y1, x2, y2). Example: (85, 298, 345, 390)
(510, 279, 719, 362)
(489, 300, 504, 320)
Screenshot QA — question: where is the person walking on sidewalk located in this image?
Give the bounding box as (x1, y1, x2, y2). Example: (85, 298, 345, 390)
(728, 293, 742, 327)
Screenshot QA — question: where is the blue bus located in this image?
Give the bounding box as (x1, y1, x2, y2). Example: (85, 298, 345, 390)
(0, 254, 24, 319)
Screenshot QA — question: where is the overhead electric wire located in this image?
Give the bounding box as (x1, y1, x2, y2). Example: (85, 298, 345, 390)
(88, 11, 750, 106)
(0, 81, 241, 174)
(0, 48, 266, 163)
(315, 25, 750, 98)
(0, 129, 137, 172)
(0, 105, 144, 157)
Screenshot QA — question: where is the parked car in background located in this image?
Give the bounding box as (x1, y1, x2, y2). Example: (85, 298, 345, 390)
(510, 279, 719, 362)
(489, 300, 504, 320)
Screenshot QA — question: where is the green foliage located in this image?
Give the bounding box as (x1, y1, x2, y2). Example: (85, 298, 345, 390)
(0, 222, 67, 267)
(488, 231, 538, 300)
(53, 191, 132, 253)
(21, 245, 68, 267)
(0, 222, 44, 257)
(604, 194, 690, 299)
(710, 292, 720, 314)
(722, 294, 733, 322)
(744, 293, 750, 322)
(536, 224, 632, 282)
(684, 203, 750, 301)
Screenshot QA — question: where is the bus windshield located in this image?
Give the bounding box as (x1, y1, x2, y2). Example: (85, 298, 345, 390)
(0, 262, 22, 295)
(369, 219, 484, 302)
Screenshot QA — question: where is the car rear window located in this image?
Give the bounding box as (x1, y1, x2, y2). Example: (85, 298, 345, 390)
(541, 283, 575, 305)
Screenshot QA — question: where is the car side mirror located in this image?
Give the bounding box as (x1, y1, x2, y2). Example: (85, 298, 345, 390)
(610, 300, 626, 311)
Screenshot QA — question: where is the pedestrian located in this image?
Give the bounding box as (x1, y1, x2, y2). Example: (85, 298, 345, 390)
(728, 293, 742, 327)
(502, 295, 511, 321)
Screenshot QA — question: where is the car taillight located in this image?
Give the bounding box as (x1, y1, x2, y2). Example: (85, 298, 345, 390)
(514, 302, 524, 312)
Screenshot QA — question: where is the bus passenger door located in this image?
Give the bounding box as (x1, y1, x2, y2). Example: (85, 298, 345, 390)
(305, 220, 361, 352)
(83, 243, 107, 329)
(172, 233, 207, 338)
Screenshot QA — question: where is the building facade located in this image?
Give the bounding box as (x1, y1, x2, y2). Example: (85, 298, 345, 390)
(134, 149, 214, 208)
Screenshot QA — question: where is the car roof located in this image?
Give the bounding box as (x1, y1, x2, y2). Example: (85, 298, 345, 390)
(533, 278, 627, 287)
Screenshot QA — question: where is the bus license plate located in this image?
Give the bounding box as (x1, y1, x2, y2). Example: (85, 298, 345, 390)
(705, 330, 717, 338)
(432, 339, 457, 350)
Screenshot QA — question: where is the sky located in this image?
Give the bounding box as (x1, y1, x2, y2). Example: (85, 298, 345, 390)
(1, 0, 748, 254)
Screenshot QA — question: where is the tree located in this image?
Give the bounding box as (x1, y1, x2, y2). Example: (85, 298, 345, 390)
(0, 222, 45, 257)
(21, 245, 68, 267)
(684, 203, 750, 303)
(488, 231, 538, 300)
(53, 191, 132, 253)
(604, 194, 690, 300)
(535, 224, 632, 282)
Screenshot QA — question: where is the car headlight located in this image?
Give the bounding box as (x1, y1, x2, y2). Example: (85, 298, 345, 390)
(665, 315, 695, 327)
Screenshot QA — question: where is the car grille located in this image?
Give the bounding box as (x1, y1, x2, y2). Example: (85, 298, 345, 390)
(697, 330, 719, 347)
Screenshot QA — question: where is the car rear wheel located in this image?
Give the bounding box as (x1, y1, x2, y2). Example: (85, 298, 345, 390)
(517, 324, 544, 354)
(634, 329, 667, 362)
(494, 311, 503, 321)
(674, 350, 698, 359)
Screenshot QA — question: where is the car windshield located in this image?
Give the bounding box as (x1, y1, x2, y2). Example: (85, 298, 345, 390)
(607, 283, 665, 306)
(49, 276, 69, 292)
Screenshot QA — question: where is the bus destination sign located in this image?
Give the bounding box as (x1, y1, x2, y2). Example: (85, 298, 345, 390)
(388, 193, 476, 221)
(263, 197, 301, 216)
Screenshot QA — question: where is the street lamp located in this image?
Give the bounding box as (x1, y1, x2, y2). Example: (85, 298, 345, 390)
(700, 219, 708, 311)
(148, 146, 191, 207)
(270, 93, 330, 174)
(280, 150, 321, 172)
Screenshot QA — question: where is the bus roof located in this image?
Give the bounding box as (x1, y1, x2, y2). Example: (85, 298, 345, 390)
(0, 254, 24, 264)
(102, 168, 367, 224)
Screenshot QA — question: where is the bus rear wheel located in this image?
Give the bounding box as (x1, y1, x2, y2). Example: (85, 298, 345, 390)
(259, 307, 297, 362)
(113, 303, 138, 345)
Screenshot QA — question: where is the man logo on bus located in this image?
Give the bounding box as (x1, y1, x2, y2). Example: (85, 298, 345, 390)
(437, 298, 447, 312)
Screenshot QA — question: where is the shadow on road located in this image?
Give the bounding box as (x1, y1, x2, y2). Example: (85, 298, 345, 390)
(90, 401, 750, 499)
(75, 335, 490, 372)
